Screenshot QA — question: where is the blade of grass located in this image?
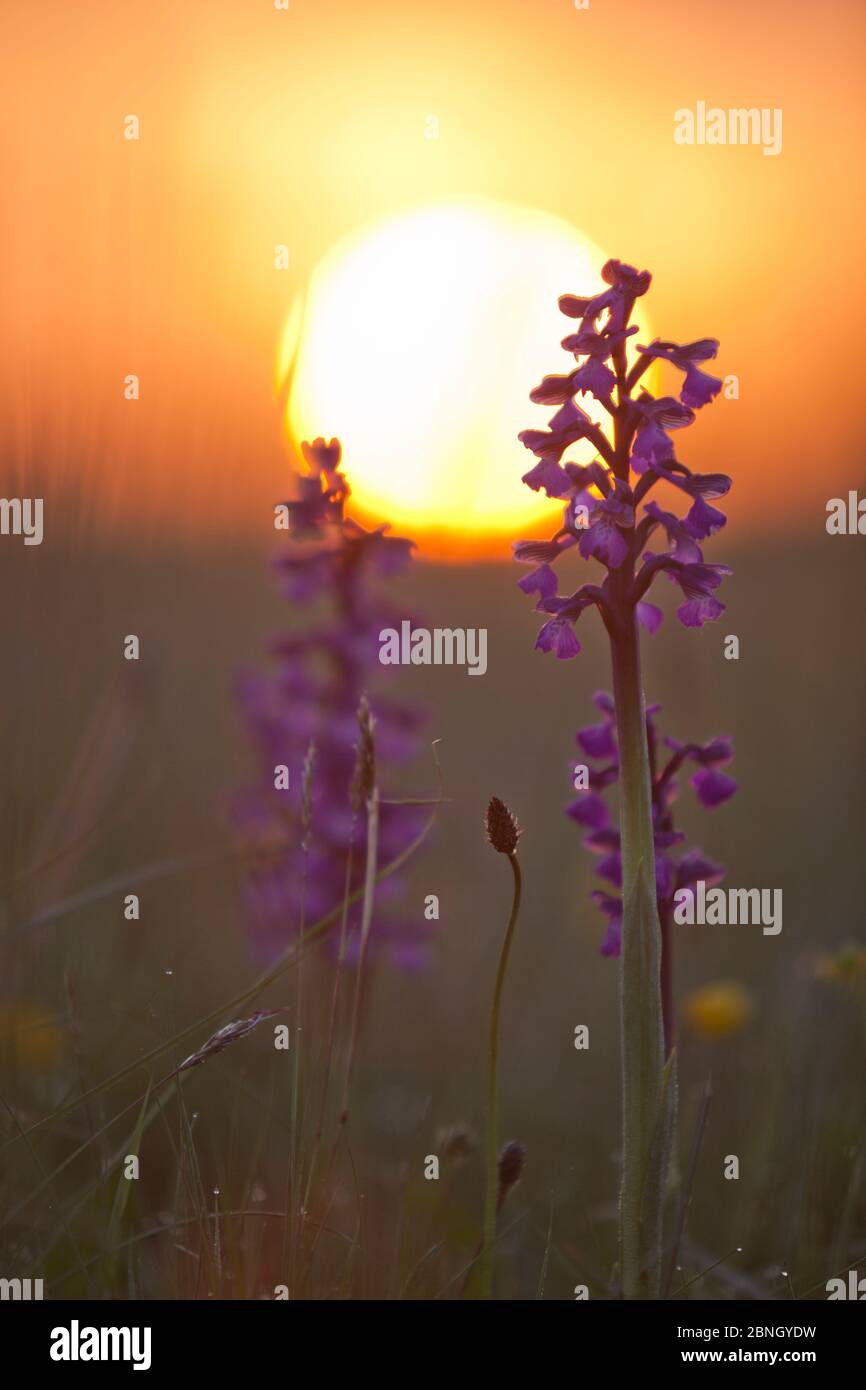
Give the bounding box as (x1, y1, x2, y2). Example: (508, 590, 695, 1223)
(105, 1079, 152, 1286)
(663, 1074, 712, 1298)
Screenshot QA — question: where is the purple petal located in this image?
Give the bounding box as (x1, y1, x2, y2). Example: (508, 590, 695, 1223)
(632, 420, 672, 469)
(601, 260, 651, 296)
(637, 600, 664, 634)
(673, 561, 731, 599)
(583, 828, 620, 852)
(651, 397, 696, 430)
(567, 460, 612, 494)
(535, 617, 581, 659)
(643, 500, 703, 564)
(559, 293, 593, 318)
(529, 374, 577, 406)
(676, 849, 725, 889)
(677, 596, 725, 627)
(517, 563, 559, 599)
(691, 768, 738, 807)
(677, 338, 719, 363)
(577, 721, 618, 759)
(681, 364, 722, 410)
(589, 762, 620, 791)
(566, 792, 610, 829)
(685, 494, 727, 539)
(595, 851, 623, 887)
(600, 916, 622, 957)
(678, 471, 732, 500)
(513, 536, 575, 564)
(549, 399, 591, 432)
(572, 358, 616, 400)
(655, 853, 674, 900)
(696, 736, 734, 766)
(593, 691, 616, 717)
(654, 829, 686, 850)
(521, 457, 573, 497)
(579, 515, 630, 570)
(590, 891, 623, 958)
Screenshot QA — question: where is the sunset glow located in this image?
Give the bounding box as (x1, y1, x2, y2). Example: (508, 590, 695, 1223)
(281, 200, 650, 554)
(2, 0, 864, 549)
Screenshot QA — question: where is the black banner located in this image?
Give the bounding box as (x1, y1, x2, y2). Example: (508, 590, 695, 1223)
(5, 1297, 861, 1375)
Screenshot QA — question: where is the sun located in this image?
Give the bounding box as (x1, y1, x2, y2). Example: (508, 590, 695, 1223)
(279, 199, 651, 558)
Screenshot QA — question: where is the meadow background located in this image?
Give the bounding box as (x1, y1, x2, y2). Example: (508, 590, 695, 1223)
(1, 526, 864, 1299)
(2, 0, 865, 1299)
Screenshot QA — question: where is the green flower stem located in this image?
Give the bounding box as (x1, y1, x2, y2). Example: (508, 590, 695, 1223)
(610, 612, 667, 1299)
(661, 905, 674, 1059)
(479, 851, 522, 1300)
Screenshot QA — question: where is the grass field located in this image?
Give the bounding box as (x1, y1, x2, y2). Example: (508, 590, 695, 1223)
(1, 527, 864, 1299)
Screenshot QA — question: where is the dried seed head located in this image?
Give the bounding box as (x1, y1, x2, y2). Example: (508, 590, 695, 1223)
(300, 740, 316, 851)
(497, 1140, 526, 1198)
(485, 796, 521, 856)
(174, 1009, 287, 1077)
(350, 695, 377, 812)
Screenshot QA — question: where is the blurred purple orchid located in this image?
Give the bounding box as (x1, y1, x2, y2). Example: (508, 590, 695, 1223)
(234, 437, 430, 971)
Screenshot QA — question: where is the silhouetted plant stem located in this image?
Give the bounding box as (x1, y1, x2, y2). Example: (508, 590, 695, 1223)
(339, 697, 379, 1126)
(645, 714, 675, 1059)
(610, 615, 667, 1298)
(340, 787, 378, 1117)
(479, 835, 522, 1300)
(660, 906, 674, 1058)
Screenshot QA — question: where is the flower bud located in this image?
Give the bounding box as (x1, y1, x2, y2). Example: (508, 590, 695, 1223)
(485, 796, 521, 856)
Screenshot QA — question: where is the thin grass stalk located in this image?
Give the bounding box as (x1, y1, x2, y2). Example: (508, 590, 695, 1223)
(340, 784, 379, 1122)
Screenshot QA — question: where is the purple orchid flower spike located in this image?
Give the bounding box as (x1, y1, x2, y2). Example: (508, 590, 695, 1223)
(568, 695, 737, 1054)
(234, 438, 431, 973)
(514, 292, 730, 649)
(513, 259, 732, 1300)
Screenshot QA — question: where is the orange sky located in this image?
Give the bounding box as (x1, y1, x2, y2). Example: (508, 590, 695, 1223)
(2, 0, 865, 555)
